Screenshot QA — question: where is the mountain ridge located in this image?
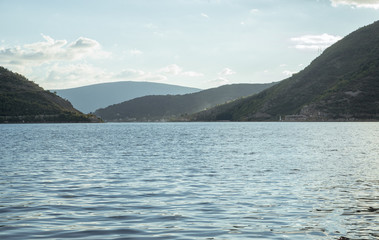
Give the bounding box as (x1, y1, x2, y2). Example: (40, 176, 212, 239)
(95, 83, 276, 122)
(53, 81, 201, 113)
(191, 21, 379, 121)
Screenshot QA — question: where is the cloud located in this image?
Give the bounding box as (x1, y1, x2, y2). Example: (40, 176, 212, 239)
(115, 69, 145, 79)
(250, 9, 259, 13)
(330, 0, 379, 9)
(0, 34, 110, 66)
(182, 71, 204, 77)
(209, 67, 236, 86)
(67, 37, 109, 60)
(43, 64, 168, 89)
(158, 64, 204, 77)
(144, 23, 158, 30)
(69, 37, 100, 49)
(112, 64, 203, 86)
(210, 77, 230, 86)
(201, 13, 210, 18)
(290, 33, 342, 50)
(114, 69, 168, 82)
(219, 67, 236, 76)
(282, 70, 297, 76)
(44, 63, 111, 89)
(1, 37, 205, 89)
(32, 62, 202, 89)
(130, 49, 143, 56)
(139, 72, 168, 82)
(158, 64, 183, 75)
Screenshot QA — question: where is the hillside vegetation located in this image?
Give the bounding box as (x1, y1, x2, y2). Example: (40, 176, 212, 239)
(54, 82, 200, 113)
(0, 67, 99, 123)
(95, 83, 275, 122)
(192, 21, 379, 121)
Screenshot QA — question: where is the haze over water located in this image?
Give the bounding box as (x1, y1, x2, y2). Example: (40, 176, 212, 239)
(1, 122, 378, 239)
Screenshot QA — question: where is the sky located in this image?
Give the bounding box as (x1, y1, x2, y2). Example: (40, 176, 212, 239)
(1, 0, 379, 90)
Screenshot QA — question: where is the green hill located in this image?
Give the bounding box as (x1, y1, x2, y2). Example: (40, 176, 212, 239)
(0, 67, 100, 123)
(192, 21, 379, 121)
(94, 83, 275, 122)
(54, 82, 200, 113)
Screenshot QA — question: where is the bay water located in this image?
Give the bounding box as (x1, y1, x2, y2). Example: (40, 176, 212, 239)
(0, 122, 378, 239)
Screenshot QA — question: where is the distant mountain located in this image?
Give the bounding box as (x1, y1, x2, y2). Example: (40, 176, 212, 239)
(191, 21, 379, 121)
(95, 83, 275, 122)
(0, 67, 99, 123)
(53, 82, 201, 113)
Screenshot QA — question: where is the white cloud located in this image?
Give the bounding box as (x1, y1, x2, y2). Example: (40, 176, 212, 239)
(290, 33, 342, 50)
(115, 69, 145, 79)
(25, 61, 202, 89)
(0, 35, 209, 89)
(211, 77, 230, 86)
(0, 35, 112, 89)
(201, 13, 210, 18)
(130, 49, 143, 56)
(100, 64, 203, 87)
(67, 37, 109, 60)
(219, 67, 236, 76)
(158, 64, 204, 77)
(182, 71, 204, 77)
(43, 64, 169, 89)
(209, 67, 236, 87)
(44, 63, 111, 89)
(109, 68, 169, 84)
(112, 68, 170, 83)
(69, 37, 100, 49)
(282, 70, 297, 76)
(0, 34, 110, 66)
(158, 64, 183, 75)
(250, 9, 259, 13)
(144, 23, 158, 30)
(139, 72, 168, 82)
(330, 0, 379, 9)
(1, 36, 207, 89)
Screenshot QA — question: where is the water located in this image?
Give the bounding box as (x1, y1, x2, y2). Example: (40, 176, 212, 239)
(0, 122, 378, 240)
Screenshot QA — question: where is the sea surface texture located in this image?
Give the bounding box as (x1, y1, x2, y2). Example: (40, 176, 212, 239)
(0, 122, 378, 240)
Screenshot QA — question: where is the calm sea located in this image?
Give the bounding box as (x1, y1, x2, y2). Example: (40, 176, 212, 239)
(0, 122, 378, 240)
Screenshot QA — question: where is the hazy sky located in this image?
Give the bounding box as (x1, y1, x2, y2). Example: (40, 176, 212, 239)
(1, 0, 379, 89)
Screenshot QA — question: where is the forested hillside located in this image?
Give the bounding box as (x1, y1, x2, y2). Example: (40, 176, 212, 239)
(54, 82, 200, 113)
(191, 21, 379, 121)
(0, 67, 99, 123)
(95, 83, 275, 121)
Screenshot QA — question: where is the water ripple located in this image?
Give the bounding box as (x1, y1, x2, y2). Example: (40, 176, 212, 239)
(0, 122, 378, 239)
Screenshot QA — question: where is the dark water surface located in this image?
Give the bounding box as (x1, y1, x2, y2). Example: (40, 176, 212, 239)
(0, 122, 378, 239)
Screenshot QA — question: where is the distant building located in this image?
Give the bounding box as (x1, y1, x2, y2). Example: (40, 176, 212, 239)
(284, 115, 307, 121)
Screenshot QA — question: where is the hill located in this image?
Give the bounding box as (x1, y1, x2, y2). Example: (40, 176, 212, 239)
(53, 82, 201, 113)
(0, 67, 99, 123)
(192, 21, 379, 121)
(94, 83, 275, 122)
